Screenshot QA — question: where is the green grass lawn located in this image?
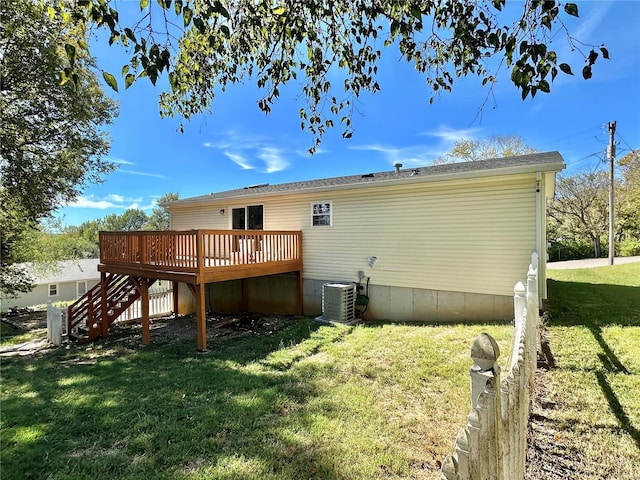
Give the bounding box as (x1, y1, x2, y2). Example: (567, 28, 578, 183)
(1, 318, 514, 480)
(542, 262, 640, 478)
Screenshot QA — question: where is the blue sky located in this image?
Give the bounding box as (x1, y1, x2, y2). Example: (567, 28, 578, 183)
(56, 1, 640, 226)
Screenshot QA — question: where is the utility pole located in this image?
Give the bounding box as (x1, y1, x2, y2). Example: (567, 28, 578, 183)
(607, 121, 616, 266)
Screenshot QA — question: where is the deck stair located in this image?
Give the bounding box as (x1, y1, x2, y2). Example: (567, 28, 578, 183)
(67, 273, 156, 342)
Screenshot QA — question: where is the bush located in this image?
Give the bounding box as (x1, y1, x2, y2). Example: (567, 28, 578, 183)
(619, 238, 640, 257)
(548, 239, 601, 261)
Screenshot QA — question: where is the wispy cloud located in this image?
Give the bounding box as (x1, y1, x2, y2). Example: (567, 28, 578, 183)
(118, 169, 167, 179)
(108, 156, 135, 165)
(65, 194, 154, 211)
(204, 129, 294, 173)
(350, 125, 484, 167)
(572, 2, 611, 42)
(421, 125, 481, 142)
(350, 144, 438, 167)
(107, 156, 165, 178)
(258, 147, 289, 173)
(224, 152, 254, 170)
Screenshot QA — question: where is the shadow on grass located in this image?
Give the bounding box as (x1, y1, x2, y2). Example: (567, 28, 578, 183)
(546, 279, 640, 452)
(596, 371, 640, 450)
(546, 280, 640, 328)
(0, 318, 353, 480)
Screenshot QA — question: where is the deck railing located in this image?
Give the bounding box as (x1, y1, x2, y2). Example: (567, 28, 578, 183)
(99, 229, 302, 273)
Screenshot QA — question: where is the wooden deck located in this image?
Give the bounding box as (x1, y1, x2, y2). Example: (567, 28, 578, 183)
(96, 230, 303, 350)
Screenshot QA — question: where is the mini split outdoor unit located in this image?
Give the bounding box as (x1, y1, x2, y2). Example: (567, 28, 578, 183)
(321, 283, 356, 324)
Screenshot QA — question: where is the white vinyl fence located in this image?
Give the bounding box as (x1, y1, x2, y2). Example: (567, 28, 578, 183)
(116, 286, 174, 324)
(441, 252, 540, 480)
(47, 300, 67, 346)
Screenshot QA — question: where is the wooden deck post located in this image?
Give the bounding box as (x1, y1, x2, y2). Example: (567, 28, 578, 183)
(195, 283, 207, 351)
(172, 281, 179, 319)
(141, 278, 150, 345)
(297, 270, 304, 315)
(100, 272, 109, 337)
(241, 279, 248, 312)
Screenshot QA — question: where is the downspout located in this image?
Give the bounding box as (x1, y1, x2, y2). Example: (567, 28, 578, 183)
(535, 171, 545, 308)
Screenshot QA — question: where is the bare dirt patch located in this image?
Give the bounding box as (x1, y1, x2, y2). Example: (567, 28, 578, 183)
(107, 312, 301, 346)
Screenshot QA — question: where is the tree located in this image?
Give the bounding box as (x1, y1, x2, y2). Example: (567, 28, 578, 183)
(437, 135, 538, 163)
(102, 209, 149, 232)
(143, 193, 180, 231)
(60, 1, 607, 151)
(0, 0, 117, 296)
(617, 150, 640, 240)
(548, 170, 609, 258)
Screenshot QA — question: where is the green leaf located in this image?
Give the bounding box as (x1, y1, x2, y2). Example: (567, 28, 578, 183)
(102, 71, 119, 91)
(125, 74, 135, 89)
(64, 44, 76, 66)
(183, 6, 192, 26)
(122, 64, 130, 76)
(564, 3, 579, 17)
(538, 80, 550, 93)
(140, 0, 149, 10)
(124, 28, 136, 43)
(272, 6, 285, 15)
(559, 63, 573, 75)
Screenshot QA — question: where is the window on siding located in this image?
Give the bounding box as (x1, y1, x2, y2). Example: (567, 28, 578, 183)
(311, 201, 332, 226)
(77, 281, 87, 297)
(232, 205, 263, 230)
(48, 284, 58, 297)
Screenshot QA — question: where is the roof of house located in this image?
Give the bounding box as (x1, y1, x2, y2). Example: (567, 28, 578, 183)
(21, 259, 100, 284)
(167, 151, 565, 207)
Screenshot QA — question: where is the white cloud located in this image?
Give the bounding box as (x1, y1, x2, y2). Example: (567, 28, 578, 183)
(224, 152, 254, 170)
(572, 2, 611, 42)
(258, 147, 289, 173)
(65, 194, 154, 211)
(118, 169, 167, 179)
(205, 130, 295, 173)
(421, 125, 481, 142)
(106, 194, 125, 203)
(349, 125, 486, 167)
(349, 144, 439, 167)
(67, 197, 118, 209)
(108, 156, 135, 165)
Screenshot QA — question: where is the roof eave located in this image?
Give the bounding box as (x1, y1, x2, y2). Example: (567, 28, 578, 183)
(167, 159, 566, 209)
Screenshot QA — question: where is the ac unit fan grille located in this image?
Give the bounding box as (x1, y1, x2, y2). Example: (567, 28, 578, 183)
(322, 283, 356, 323)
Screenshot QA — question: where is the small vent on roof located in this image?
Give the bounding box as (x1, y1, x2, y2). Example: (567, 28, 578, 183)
(244, 183, 269, 189)
(361, 173, 374, 178)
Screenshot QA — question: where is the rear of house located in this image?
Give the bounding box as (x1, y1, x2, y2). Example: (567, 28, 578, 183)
(1, 259, 100, 312)
(167, 152, 564, 322)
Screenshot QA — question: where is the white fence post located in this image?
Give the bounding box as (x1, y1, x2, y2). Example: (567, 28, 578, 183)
(442, 251, 541, 480)
(46, 300, 62, 346)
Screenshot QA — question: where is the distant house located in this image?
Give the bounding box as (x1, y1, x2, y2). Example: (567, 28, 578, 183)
(164, 151, 565, 322)
(1, 259, 100, 312)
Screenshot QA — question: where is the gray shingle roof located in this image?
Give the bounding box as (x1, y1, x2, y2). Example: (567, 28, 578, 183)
(169, 151, 564, 206)
(20, 259, 100, 284)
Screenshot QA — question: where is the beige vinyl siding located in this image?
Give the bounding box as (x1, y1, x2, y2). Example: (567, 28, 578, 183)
(170, 206, 229, 230)
(169, 173, 538, 297)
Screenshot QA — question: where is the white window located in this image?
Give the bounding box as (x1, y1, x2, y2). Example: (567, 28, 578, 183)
(311, 201, 332, 227)
(48, 284, 58, 297)
(77, 281, 87, 298)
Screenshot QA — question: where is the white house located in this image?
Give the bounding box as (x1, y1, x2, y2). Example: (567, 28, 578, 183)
(165, 151, 564, 322)
(1, 259, 100, 312)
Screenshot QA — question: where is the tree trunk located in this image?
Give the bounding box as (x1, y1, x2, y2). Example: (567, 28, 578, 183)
(593, 236, 601, 258)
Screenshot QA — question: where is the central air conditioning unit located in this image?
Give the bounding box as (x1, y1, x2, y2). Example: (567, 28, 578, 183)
(322, 283, 356, 324)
